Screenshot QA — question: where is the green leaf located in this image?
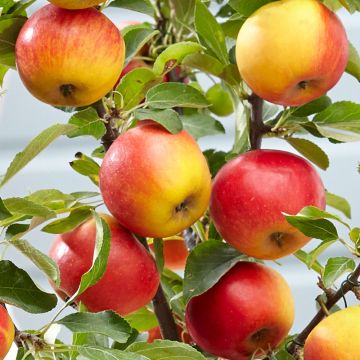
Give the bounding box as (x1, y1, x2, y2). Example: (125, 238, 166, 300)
(0, 197, 12, 220)
(128, 339, 207, 360)
(0, 124, 76, 187)
(326, 191, 351, 219)
(231, 100, 251, 156)
(307, 239, 337, 269)
(70, 191, 100, 201)
(292, 96, 332, 117)
(146, 83, 208, 109)
(203, 149, 227, 178)
(183, 240, 246, 303)
(153, 42, 202, 76)
(67, 108, 106, 140)
(349, 227, 360, 244)
(42, 207, 92, 234)
(69, 153, 100, 186)
(194, 1, 229, 65)
(272, 349, 296, 360)
(77, 345, 147, 360)
(108, 0, 154, 16)
(134, 109, 183, 134)
(16, 348, 35, 360)
(183, 53, 225, 77)
(5, 223, 29, 239)
(229, 0, 272, 17)
(323, 257, 356, 288)
(124, 307, 158, 332)
(27, 189, 76, 210)
(346, 42, 360, 82)
(286, 138, 329, 170)
(0, 63, 8, 86)
(0, 260, 57, 313)
(0, 17, 27, 67)
(294, 250, 324, 275)
(153, 238, 164, 273)
(3, 197, 55, 218)
(181, 113, 225, 139)
(337, 0, 360, 12)
(10, 239, 60, 287)
(58, 311, 132, 343)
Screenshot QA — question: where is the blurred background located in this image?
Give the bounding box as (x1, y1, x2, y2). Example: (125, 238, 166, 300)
(0, 1, 359, 358)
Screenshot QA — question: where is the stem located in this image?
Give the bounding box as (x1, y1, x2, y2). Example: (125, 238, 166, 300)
(247, 93, 271, 150)
(287, 263, 360, 356)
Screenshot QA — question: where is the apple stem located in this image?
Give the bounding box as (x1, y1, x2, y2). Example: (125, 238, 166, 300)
(287, 263, 360, 358)
(248, 93, 271, 150)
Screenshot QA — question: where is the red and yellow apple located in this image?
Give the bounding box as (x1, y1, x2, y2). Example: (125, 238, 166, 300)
(0, 306, 14, 360)
(47, 0, 103, 9)
(210, 149, 326, 260)
(99, 121, 211, 238)
(185, 262, 295, 360)
(236, 0, 348, 106)
(304, 306, 360, 360)
(15, 4, 125, 107)
(49, 214, 160, 316)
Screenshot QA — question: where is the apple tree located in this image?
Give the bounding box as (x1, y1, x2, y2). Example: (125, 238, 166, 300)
(0, 0, 360, 359)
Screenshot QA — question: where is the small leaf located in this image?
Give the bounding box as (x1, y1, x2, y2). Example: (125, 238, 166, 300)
(183, 240, 246, 303)
(294, 250, 323, 275)
(58, 311, 132, 343)
(183, 53, 225, 77)
(203, 149, 227, 178)
(27, 189, 75, 210)
(272, 349, 296, 360)
(124, 307, 158, 332)
(5, 223, 29, 240)
(0, 197, 12, 220)
(231, 100, 251, 156)
(134, 109, 183, 134)
(0, 260, 57, 313)
(70, 191, 100, 201)
(77, 345, 147, 360)
(108, 0, 154, 15)
(307, 240, 337, 269)
(3, 198, 55, 218)
(292, 96, 332, 117)
(326, 191, 351, 219)
(229, 0, 272, 17)
(346, 42, 360, 82)
(70, 153, 100, 186)
(349, 227, 360, 244)
(181, 113, 225, 139)
(323, 257, 355, 288)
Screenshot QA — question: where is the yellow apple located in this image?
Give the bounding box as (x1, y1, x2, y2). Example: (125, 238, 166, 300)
(236, 0, 349, 106)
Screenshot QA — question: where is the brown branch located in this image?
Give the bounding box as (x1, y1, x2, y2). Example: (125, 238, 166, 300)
(287, 263, 360, 357)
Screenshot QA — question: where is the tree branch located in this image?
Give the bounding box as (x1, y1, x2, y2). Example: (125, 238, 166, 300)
(287, 263, 360, 357)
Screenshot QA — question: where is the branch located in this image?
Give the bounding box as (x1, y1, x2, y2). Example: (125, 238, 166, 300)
(287, 263, 360, 357)
(247, 93, 271, 150)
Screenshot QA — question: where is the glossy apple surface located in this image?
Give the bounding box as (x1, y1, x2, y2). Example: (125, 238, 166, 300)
(16, 5, 125, 107)
(236, 0, 348, 106)
(47, 0, 103, 9)
(49, 215, 160, 316)
(210, 149, 326, 260)
(185, 262, 295, 360)
(99, 122, 212, 238)
(304, 306, 360, 360)
(0, 306, 14, 360)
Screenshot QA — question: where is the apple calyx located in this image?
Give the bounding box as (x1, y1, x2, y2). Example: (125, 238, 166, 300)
(298, 80, 308, 90)
(59, 83, 76, 97)
(250, 327, 270, 344)
(175, 198, 192, 214)
(270, 232, 286, 247)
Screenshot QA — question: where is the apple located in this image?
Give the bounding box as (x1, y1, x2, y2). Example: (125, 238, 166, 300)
(304, 306, 360, 360)
(210, 149, 326, 260)
(236, 0, 348, 106)
(206, 83, 234, 117)
(15, 4, 125, 107)
(185, 261, 295, 360)
(47, 0, 103, 9)
(49, 214, 160, 316)
(149, 239, 189, 271)
(147, 324, 192, 344)
(99, 121, 212, 238)
(0, 306, 14, 360)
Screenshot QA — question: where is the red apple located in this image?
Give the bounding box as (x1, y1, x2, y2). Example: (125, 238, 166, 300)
(99, 121, 212, 238)
(0, 306, 14, 360)
(147, 324, 192, 344)
(210, 149, 326, 260)
(49, 214, 160, 316)
(15, 4, 125, 107)
(185, 262, 295, 360)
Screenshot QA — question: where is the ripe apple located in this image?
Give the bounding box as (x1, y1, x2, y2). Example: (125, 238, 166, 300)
(47, 0, 103, 9)
(304, 306, 360, 360)
(49, 214, 160, 316)
(15, 4, 125, 107)
(236, 0, 348, 106)
(185, 261, 295, 360)
(210, 149, 326, 260)
(99, 121, 212, 238)
(0, 306, 14, 360)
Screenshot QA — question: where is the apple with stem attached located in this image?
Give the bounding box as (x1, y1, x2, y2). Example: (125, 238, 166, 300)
(236, 0, 348, 106)
(0, 306, 14, 360)
(16, 4, 125, 107)
(49, 214, 160, 316)
(210, 149, 326, 260)
(185, 262, 295, 360)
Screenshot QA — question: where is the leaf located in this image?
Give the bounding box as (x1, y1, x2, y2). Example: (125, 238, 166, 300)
(3, 198, 55, 218)
(0, 197, 12, 220)
(0, 124, 76, 187)
(294, 250, 323, 275)
(0, 260, 57, 313)
(286, 138, 329, 170)
(203, 149, 227, 178)
(27, 189, 76, 210)
(70, 191, 100, 201)
(134, 109, 183, 134)
(183, 53, 225, 77)
(272, 349, 296, 360)
(231, 100, 251, 156)
(127, 339, 207, 360)
(5, 223, 29, 239)
(0, 63, 8, 86)
(181, 113, 225, 139)
(108, 0, 154, 16)
(153, 238, 164, 273)
(229, 0, 273, 17)
(346, 42, 360, 82)
(153, 42, 202, 76)
(77, 345, 147, 360)
(194, 1, 229, 65)
(326, 191, 351, 219)
(338, 0, 360, 12)
(323, 257, 356, 288)
(183, 240, 246, 303)
(349, 227, 360, 244)
(124, 307, 158, 332)
(58, 311, 132, 343)
(67, 108, 106, 140)
(292, 96, 332, 117)
(307, 240, 337, 269)
(69, 153, 100, 186)
(42, 207, 93, 234)
(146, 83, 208, 109)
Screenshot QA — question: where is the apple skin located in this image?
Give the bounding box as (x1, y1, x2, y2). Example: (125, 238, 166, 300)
(210, 149, 326, 260)
(47, 0, 103, 9)
(15, 4, 125, 107)
(236, 0, 348, 106)
(147, 324, 192, 344)
(304, 306, 360, 360)
(185, 262, 295, 360)
(49, 214, 160, 316)
(99, 121, 212, 238)
(0, 306, 15, 360)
